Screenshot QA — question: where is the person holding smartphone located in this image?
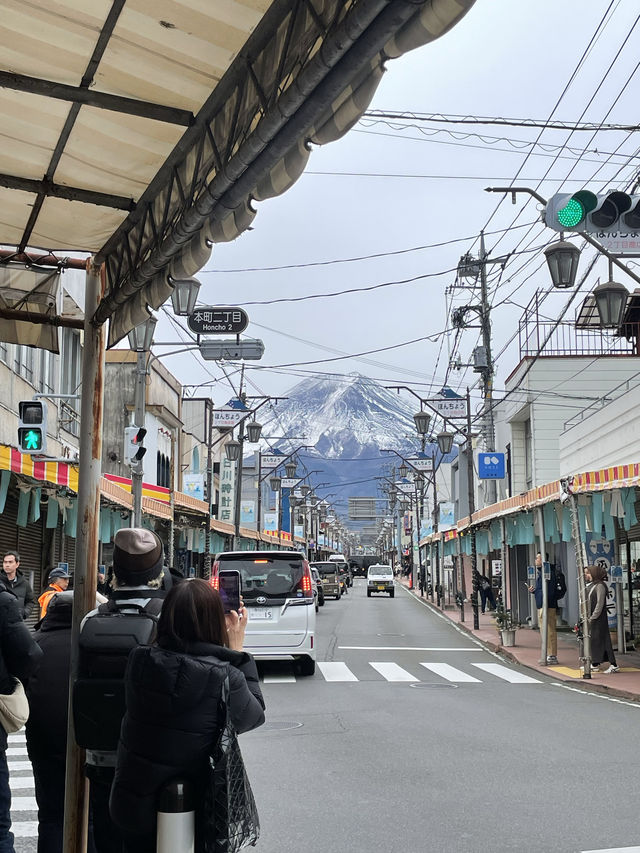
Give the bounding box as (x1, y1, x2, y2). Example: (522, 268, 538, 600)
(110, 578, 265, 852)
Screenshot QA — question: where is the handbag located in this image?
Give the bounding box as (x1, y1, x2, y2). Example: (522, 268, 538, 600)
(198, 674, 260, 853)
(0, 678, 29, 733)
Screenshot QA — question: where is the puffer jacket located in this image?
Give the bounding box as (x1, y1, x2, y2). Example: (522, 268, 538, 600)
(109, 640, 265, 837)
(0, 581, 42, 747)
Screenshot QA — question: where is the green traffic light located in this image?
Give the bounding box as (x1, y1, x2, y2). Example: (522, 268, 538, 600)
(21, 429, 42, 451)
(557, 198, 585, 228)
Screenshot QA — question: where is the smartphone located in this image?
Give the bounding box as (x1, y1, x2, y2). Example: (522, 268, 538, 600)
(218, 569, 241, 613)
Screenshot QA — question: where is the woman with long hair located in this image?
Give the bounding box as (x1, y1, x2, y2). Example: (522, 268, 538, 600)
(109, 578, 265, 851)
(585, 564, 619, 674)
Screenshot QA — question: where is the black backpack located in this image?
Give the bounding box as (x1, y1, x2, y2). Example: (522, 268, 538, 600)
(72, 597, 161, 751)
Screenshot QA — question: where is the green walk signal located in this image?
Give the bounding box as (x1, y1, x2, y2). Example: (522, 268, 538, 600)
(557, 198, 585, 228)
(18, 427, 43, 452)
(18, 400, 47, 455)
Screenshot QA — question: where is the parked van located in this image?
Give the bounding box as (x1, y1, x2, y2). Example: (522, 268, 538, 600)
(213, 550, 316, 675)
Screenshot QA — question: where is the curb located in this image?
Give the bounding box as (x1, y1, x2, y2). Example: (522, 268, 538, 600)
(398, 581, 640, 705)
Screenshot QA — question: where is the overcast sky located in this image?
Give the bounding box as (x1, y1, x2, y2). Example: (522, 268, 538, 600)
(154, 0, 640, 424)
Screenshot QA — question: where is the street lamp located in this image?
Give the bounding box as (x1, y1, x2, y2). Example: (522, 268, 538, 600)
(170, 276, 201, 316)
(245, 421, 262, 444)
(398, 463, 408, 479)
(543, 240, 580, 290)
(437, 431, 455, 455)
(593, 279, 629, 328)
(285, 461, 297, 479)
(225, 440, 241, 462)
(128, 314, 156, 527)
(269, 475, 281, 492)
(413, 410, 431, 437)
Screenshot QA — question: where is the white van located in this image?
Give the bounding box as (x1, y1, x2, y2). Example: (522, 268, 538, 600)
(213, 550, 317, 675)
(367, 564, 395, 598)
(328, 554, 346, 563)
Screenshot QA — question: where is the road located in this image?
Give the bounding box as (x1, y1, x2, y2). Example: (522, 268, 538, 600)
(9, 578, 640, 852)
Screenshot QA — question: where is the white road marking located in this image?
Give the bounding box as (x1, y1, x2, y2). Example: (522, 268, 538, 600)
(317, 662, 358, 682)
(7, 762, 32, 772)
(9, 777, 34, 789)
(10, 796, 37, 811)
(6, 748, 28, 756)
(582, 848, 640, 852)
(262, 673, 296, 683)
(472, 663, 541, 683)
(11, 821, 38, 837)
(338, 646, 482, 651)
(420, 662, 482, 682)
(370, 662, 418, 682)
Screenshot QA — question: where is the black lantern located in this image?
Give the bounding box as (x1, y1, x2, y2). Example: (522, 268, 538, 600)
(170, 277, 201, 316)
(224, 440, 241, 462)
(127, 314, 157, 352)
(413, 410, 431, 436)
(437, 431, 455, 455)
(285, 462, 297, 479)
(300, 484, 310, 496)
(544, 240, 580, 289)
(399, 463, 408, 479)
(592, 279, 629, 329)
(269, 476, 281, 492)
(245, 421, 262, 443)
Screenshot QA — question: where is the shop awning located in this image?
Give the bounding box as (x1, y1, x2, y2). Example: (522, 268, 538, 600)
(0, 0, 477, 346)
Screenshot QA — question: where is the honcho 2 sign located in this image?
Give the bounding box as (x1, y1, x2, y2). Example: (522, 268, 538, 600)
(187, 307, 248, 335)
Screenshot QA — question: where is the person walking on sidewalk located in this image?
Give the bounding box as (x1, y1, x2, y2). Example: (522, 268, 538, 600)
(528, 552, 564, 665)
(478, 572, 496, 613)
(585, 565, 619, 673)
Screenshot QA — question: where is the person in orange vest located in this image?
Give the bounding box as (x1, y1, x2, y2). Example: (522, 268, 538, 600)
(38, 567, 71, 619)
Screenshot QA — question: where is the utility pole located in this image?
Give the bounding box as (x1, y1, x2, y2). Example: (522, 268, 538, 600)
(466, 387, 479, 630)
(204, 398, 214, 578)
(478, 232, 496, 505)
(132, 349, 146, 527)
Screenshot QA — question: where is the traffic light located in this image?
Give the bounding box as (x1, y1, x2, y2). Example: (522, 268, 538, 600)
(18, 400, 47, 454)
(124, 426, 147, 465)
(545, 190, 640, 233)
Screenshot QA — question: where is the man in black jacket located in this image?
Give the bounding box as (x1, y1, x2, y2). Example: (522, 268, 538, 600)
(1, 551, 35, 620)
(0, 577, 42, 851)
(77, 528, 169, 853)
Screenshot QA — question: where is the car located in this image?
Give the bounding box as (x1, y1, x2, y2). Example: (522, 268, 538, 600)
(311, 561, 342, 600)
(328, 553, 347, 563)
(213, 550, 316, 675)
(367, 564, 395, 598)
(310, 566, 325, 610)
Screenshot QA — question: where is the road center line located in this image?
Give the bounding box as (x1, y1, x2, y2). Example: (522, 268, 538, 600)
(338, 646, 482, 651)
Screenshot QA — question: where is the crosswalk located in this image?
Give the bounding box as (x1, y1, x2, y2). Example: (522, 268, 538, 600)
(262, 660, 543, 684)
(6, 732, 38, 846)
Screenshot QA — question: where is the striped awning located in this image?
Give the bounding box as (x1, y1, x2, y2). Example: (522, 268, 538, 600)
(0, 0, 477, 345)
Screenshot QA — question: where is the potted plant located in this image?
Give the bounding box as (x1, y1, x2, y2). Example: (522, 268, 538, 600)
(493, 602, 519, 647)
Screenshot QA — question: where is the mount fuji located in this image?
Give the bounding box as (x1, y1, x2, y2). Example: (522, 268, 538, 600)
(258, 374, 448, 518)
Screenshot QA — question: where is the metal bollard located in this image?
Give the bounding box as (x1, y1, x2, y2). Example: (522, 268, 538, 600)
(157, 779, 195, 853)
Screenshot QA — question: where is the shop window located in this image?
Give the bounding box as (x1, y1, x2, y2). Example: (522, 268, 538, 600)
(0, 341, 8, 364)
(14, 345, 34, 384)
(60, 329, 81, 436)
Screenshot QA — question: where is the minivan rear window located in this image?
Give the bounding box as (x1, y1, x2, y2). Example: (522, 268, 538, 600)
(216, 553, 304, 599)
(311, 563, 339, 576)
(369, 566, 392, 577)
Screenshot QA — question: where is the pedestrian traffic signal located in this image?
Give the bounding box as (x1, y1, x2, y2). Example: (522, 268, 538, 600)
(124, 426, 147, 465)
(18, 400, 47, 454)
(545, 191, 640, 233)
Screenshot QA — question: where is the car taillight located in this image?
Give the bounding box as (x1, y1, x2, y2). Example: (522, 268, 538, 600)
(300, 562, 313, 598)
(211, 560, 220, 589)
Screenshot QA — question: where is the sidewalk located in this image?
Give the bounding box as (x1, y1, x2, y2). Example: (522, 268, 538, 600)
(399, 578, 640, 703)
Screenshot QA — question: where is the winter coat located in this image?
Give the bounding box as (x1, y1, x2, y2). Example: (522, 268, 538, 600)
(24, 597, 73, 759)
(109, 640, 265, 838)
(588, 581, 616, 665)
(0, 569, 35, 619)
(0, 580, 42, 747)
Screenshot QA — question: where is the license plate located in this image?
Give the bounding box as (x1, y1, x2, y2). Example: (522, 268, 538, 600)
(248, 608, 273, 621)
(377, 585, 386, 591)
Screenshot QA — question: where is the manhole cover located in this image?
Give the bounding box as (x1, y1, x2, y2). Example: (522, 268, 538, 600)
(262, 721, 304, 731)
(409, 683, 459, 689)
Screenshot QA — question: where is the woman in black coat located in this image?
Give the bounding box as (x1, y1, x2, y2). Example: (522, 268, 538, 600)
(586, 564, 619, 673)
(110, 578, 265, 852)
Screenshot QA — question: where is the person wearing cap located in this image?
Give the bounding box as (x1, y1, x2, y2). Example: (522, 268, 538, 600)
(37, 567, 71, 620)
(25, 592, 97, 853)
(81, 527, 170, 853)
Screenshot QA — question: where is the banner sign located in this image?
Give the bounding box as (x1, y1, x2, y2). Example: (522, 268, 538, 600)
(240, 500, 255, 524)
(263, 512, 277, 532)
(426, 396, 467, 419)
(213, 409, 245, 429)
(182, 473, 204, 502)
(408, 456, 433, 472)
(261, 454, 285, 469)
(218, 458, 236, 523)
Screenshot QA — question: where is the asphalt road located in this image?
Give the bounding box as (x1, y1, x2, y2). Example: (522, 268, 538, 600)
(10, 578, 640, 852)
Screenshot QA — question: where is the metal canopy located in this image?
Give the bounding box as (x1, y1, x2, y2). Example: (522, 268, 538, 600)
(0, 0, 476, 345)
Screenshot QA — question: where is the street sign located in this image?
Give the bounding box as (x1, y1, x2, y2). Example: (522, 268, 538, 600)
(610, 565, 623, 581)
(426, 396, 467, 418)
(408, 456, 433, 472)
(188, 307, 249, 335)
(478, 452, 506, 479)
(261, 453, 285, 469)
(281, 477, 302, 489)
(212, 408, 245, 428)
(543, 561, 551, 580)
(199, 338, 264, 361)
